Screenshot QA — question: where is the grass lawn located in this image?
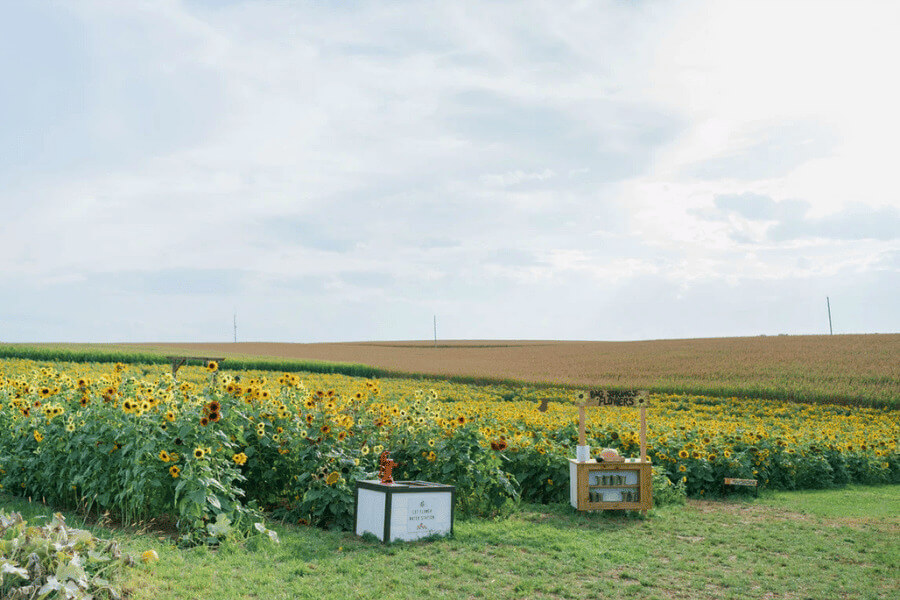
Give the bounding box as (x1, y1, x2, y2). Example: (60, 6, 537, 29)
(3, 486, 898, 600)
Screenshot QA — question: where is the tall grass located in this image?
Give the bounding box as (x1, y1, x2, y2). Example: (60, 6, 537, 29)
(0, 344, 385, 378)
(2, 339, 897, 407)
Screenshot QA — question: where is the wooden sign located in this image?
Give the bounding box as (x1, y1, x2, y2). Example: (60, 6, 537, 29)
(575, 389, 651, 463)
(580, 389, 650, 408)
(724, 478, 758, 487)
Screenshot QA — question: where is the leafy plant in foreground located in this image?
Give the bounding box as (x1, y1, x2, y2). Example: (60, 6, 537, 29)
(0, 510, 134, 600)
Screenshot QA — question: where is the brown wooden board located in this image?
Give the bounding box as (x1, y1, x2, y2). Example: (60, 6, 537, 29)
(582, 389, 651, 408)
(724, 478, 758, 486)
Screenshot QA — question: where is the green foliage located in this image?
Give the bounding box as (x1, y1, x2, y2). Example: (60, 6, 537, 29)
(0, 510, 134, 600)
(504, 439, 569, 504)
(392, 426, 520, 517)
(647, 433, 900, 499)
(1, 355, 896, 545)
(651, 466, 687, 506)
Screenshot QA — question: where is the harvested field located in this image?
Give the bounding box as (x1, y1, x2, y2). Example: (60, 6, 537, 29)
(123, 334, 900, 405)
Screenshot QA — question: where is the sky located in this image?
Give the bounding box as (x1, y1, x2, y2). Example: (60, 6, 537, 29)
(1, 0, 898, 343)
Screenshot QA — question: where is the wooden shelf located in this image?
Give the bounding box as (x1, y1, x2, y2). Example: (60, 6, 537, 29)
(569, 459, 652, 512)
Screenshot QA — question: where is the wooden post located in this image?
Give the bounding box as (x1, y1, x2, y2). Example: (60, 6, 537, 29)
(639, 406, 647, 463)
(171, 357, 187, 380)
(578, 405, 587, 446)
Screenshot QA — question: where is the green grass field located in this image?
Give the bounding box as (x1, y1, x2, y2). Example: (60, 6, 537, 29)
(3, 485, 897, 600)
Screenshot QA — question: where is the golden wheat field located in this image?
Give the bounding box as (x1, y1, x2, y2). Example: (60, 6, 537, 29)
(119, 334, 900, 405)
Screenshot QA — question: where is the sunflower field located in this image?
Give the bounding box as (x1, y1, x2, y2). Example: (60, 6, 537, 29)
(1, 358, 897, 544)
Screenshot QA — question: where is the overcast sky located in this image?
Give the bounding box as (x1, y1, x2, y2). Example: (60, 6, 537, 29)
(2, 0, 898, 343)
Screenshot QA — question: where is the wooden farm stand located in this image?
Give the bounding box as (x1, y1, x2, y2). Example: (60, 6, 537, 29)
(166, 356, 225, 382)
(569, 390, 653, 513)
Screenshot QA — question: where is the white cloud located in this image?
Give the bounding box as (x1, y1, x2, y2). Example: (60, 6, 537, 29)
(0, 0, 896, 342)
(479, 169, 556, 187)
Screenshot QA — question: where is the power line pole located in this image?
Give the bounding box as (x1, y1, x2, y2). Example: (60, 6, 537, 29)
(233, 312, 237, 343)
(826, 297, 833, 335)
(433, 315, 437, 348)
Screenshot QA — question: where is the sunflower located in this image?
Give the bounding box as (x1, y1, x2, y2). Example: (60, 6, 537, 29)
(193, 447, 206, 459)
(320, 424, 331, 435)
(232, 452, 248, 466)
(678, 464, 687, 472)
(33, 430, 43, 443)
(427, 451, 436, 462)
(164, 410, 176, 422)
(169, 465, 180, 478)
(206, 361, 218, 372)
(159, 450, 171, 462)
(325, 471, 340, 485)
(678, 449, 689, 459)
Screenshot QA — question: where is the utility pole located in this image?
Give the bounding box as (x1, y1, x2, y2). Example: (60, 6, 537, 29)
(433, 315, 437, 348)
(233, 312, 237, 343)
(826, 297, 833, 335)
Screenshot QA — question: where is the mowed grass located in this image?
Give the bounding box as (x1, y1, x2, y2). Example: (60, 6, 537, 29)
(4, 486, 898, 600)
(129, 334, 899, 406)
